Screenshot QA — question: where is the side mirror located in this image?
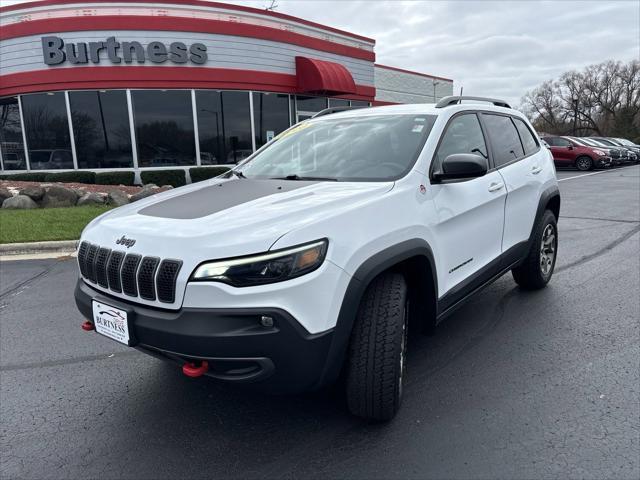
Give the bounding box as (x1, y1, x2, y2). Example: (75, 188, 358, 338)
(433, 153, 488, 181)
(567, 145, 574, 150)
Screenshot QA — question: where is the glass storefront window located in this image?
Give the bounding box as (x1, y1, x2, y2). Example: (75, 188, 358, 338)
(252, 92, 290, 149)
(0, 97, 26, 170)
(295, 96, 327, 123)
(69, 90, 133, 169)
(196, 91, 252, 164)
(131, 90, 196, 167)
(21, 92, 73, 170)
(328, 98, 349, 107)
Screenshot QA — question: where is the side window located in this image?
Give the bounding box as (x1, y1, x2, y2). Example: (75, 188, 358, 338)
(482, 114, 524, 167)
(513, 118, 539, 155)
(554, 138, 571, 147)
(433, 114, 488, 173)
(544, 137, 556, 146)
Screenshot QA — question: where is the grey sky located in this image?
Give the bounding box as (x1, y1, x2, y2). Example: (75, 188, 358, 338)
(4, 0, 639, 106)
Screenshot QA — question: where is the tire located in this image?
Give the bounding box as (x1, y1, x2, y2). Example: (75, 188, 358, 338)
(346, 272, 408, 421)
(575, 156, 593, 171)
(512, 210, 558, 290)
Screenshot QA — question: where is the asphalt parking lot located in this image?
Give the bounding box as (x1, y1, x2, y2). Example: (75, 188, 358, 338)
(1, 165, 639, 480)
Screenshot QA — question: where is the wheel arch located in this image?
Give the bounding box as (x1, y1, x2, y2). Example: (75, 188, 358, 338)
(314, 239, 437, 389)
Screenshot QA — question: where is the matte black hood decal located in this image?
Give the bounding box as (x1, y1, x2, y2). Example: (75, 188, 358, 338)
(138, 179, 317, 219)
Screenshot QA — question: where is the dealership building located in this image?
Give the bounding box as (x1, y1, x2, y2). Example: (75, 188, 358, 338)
(0, 0, 453, 176)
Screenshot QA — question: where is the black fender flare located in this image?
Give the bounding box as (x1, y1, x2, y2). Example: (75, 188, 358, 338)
(526, 184, 560, 253)
(313, 238, 437, 389)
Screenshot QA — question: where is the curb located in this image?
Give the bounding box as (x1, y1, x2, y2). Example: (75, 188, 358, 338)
(0, 240, 78, 256)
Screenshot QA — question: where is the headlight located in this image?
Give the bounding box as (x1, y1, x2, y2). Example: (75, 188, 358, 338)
(594, 149, 606, 156)
(191, 239, 328, 287)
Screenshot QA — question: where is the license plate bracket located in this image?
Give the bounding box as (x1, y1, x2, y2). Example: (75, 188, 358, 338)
(92, 300, 131, 346)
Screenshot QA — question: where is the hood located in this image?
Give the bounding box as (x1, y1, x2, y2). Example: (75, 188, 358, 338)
(82, 178, 393, 260)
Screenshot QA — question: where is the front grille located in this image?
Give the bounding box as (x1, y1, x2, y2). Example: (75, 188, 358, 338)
(77, 241, 182, 304)
(121, 254, 142, 297)
(95, 248, 111, 288)
(157, 260, 183, 303)
(85, 244, 99, 283)
(107, 251, 125, 292)
(138, 257, 160, 300)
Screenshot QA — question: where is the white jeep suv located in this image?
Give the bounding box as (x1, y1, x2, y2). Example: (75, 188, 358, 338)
(75, 96, 560, 421)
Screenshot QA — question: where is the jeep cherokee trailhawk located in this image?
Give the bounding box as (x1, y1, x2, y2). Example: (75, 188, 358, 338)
(75, 96, 560, 421)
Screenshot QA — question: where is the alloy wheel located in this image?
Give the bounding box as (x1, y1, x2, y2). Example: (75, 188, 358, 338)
(540, 224, 556, 276)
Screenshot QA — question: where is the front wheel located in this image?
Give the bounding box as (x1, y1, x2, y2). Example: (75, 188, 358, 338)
(512, 210, 558, 290)
(346, 272, 408, 421)
(575, 156, 593, 171)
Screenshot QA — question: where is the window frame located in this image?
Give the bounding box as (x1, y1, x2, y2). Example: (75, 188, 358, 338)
(477, 111, 541, 169)
(428, 110, 494, 184)
(429, 110, 544, 183)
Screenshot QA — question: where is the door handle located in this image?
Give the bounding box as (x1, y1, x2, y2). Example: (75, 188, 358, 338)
(531, 165, 543, 174)
(488, 182, 504, 192)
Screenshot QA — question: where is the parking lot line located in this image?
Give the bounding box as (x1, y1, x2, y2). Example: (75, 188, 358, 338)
(558, 165, 637, 182)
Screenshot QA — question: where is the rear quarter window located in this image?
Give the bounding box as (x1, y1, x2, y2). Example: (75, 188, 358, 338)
(513, 118, 539, 155)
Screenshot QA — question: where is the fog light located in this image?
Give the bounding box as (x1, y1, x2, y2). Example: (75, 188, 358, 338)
(260, 315, 274, 327)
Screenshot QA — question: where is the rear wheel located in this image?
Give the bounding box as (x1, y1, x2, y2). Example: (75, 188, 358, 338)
(575, 155, 593, 171)
(512, 210, 558, 290)
(346, 273, 408, 421)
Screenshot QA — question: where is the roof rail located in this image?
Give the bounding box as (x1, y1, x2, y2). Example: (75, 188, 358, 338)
(435, 96, 512, 109)
(311, 105, 369, 118)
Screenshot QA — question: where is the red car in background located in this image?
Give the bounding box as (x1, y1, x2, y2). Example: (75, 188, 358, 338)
(542, 136, 612, 171)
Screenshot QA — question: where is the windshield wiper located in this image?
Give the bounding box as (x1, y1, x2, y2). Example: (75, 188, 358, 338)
(229, 170, 246, 179)
(272, 174, 338, 181)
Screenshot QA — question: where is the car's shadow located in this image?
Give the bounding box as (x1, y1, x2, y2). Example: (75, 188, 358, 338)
(105, 275, 547, 476)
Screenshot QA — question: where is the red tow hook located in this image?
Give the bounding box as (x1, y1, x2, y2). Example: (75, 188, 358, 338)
(81, 321, 95, 331)
(182, 360, 209, 378)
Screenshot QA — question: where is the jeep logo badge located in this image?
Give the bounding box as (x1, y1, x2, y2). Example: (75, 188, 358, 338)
(116, 235, 136, 248)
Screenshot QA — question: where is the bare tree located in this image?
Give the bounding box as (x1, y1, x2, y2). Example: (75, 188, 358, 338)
(521, 59, 640, 141)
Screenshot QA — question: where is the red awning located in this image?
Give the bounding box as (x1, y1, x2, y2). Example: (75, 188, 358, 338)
(295, 56, 357, 95)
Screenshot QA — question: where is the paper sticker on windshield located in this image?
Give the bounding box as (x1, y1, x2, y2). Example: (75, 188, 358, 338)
(414, 117, 426, 123)
(274, 122, 312, 141)
(412, 124, 424, 133)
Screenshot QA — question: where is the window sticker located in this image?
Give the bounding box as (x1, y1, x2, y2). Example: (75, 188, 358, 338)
(412, 124, 424, 133)
(414, 117, 426, 123)
(274, 121, 312, 141)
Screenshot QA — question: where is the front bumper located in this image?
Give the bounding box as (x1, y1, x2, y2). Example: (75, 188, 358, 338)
(75, 279, 336, 393)
(596, 156, 613, 167)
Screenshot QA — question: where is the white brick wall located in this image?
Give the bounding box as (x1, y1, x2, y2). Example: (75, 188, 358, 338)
(374, 66, 453, 104)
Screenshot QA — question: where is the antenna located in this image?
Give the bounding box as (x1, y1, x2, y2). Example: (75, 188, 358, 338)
(265, 0, 278, 11)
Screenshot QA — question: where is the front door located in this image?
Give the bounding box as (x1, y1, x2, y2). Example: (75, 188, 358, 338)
(429, 113, 506, 308)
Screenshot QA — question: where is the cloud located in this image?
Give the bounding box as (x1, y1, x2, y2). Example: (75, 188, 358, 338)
(225, 0, 639, 106)
(3, 0, 638, 106)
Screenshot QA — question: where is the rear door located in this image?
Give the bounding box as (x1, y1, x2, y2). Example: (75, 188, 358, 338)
(483, 114, 547, 260)
(550, 137, 574, 166)
(429, 112, 506, 305)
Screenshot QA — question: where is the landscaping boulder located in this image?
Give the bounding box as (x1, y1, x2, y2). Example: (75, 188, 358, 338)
(41, 185, 78, 208)
(130, 184, 158, 202)
(2, 194, 38, 209)
(0, 187, 12, 204)
(18, 185, 45, 201)
(107, 190, 129, 207)
(77, 192, 106, 206)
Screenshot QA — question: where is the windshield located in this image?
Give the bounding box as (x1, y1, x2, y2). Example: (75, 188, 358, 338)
(616, 138, 635, 146)
(581, 138, 605, 147)
(236, 114, 437, 181)
(594, 138, 615, 146)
